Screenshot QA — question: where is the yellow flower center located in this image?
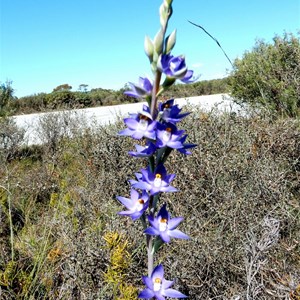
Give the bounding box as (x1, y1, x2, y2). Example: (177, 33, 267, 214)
(154, 173, 162, 188)
(135, 199, 145, 211)
(163, 127, 172, 142)
(159, 218, 168, 231)
(153, 278, 162, 291)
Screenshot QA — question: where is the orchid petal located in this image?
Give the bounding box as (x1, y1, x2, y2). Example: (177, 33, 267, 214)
(168, 217, 184, 230)
(138, 288, 155, 299)
(168, 229, 189, 240)
(163, 288, 187, 298)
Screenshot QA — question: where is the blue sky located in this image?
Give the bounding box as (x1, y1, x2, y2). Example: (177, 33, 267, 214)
(1, 0, 299, 98)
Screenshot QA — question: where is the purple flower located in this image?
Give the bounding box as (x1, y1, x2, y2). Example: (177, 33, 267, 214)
(156, 122, 185, 149)
(177, 134, 197, 155)
(138, 264, 187, 299)
(118, 105, 157, 140)
(117, 189, 149, 221)
(124, 77, 153, 98)
(157, 54, 188, 79)
(158, 99, 190, 124)
(128, 142, 157, 157)
(180, 69, 198, 84)
(130, 164, 177, 196)
(144, 204, 189, 243)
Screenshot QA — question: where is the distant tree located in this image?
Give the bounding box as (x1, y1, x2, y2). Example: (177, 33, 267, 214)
(78, 84, 89, 92)
(47, 90, 75, 109)
(52, 84, 72, 92)
(229, 32, 300, 117)
(0, 80, 14, 116)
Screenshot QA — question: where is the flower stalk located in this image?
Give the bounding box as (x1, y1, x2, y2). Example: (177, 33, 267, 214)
(150, 70, 162, 119)
(117, 0, 197, 298)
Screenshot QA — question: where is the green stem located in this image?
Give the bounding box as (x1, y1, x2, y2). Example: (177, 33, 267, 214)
(150, 71, 162, 118)
(147, 234, 154, 277)
(146, 193, 155, 276)
(141, 212, 148, 230)
(156, 147, 166, 165)
(7, 187, 14, 262)
(148, 155, 155, 173)
(162, 147, 173, 164)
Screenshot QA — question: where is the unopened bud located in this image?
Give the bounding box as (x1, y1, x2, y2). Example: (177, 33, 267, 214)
(154, 29, 164, 55)
(144, 35, 154, 62)
(159, 2, 166, 27)
(165, 29, 176, 54)
(159, 1, 172, 27)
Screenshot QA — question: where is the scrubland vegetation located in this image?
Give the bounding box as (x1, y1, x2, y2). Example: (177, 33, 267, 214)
(0, 107, 299, 299)
(229, 32, 300, 118)
(0, 32, 299, 299)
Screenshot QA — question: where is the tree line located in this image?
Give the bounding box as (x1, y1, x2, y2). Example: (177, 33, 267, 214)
(1, 31, 299, 117)
(0, 78, 230, 116)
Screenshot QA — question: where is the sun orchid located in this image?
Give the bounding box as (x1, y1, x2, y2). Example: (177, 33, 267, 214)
(128, 142, 157, 157)
(118, 107, 157, 140)
(117, 189, 149, 221)
(158, 99, 190, 124)
(180, 69, 198, 84)
(124, 76, 153, 98)
(138, 264, 187, 299)
(155, 122, 185, 149)
(130, 164, 177, 196)
(144, 204, 189, 243)
(158, 54, 188, 79)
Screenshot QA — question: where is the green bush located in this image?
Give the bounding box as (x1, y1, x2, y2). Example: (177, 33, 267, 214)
(229, 32, 300, 118)
(46, 90, 76, 109)
(0, 117, 25, 161)
(11, 93, 49, 113)
(0, 81, 15, 117)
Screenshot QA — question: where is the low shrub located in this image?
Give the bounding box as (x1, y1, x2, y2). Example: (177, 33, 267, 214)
(0, 110, 299, 299)
(229, 32, 300, 118)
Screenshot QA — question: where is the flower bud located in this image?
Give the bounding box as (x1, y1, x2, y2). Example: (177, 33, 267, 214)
(144, 35, 154, 62)
(165, 29, 176, 54)
(159, 2, 167, 27)
(159, 1, 172, 27)
(154, 29, 164, 55)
